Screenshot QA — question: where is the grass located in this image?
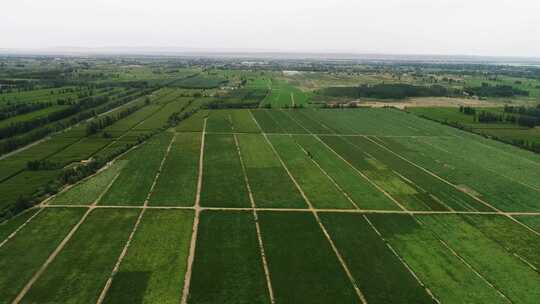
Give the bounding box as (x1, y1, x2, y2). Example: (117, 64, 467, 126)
(51, 161, 126, 205)
(229, 109, 260, 133)
(148, 133, 201, 206)
(236, 134, 306, 208)
(408, 107, 540, 146)
(294, 135, 400, 210)
(368, 213, 509, 304)
(377, 136, 540, 211)
(0, 208, 86, 302)
(22, 208, 140, 304)
(206, 110, 233, 133)
(100, 133, 172, 205)
(344, 135, 491, 211)
(461, 214, 540, 270)
(175, 110, 208, 132)
(320, 213, 435, 304)
(257, 211, 359, 303)
(102, 209, 194, 304)
(264, 110, 307, 133)
(200, 133, 250, 207)
(268, 135, 353, 209)
(515, 215, 540, 233)
(0, 208, 38, 241)
(418, 214, 540, 303)
(188, 211, 270, 304)
(250, 110, 283, 133)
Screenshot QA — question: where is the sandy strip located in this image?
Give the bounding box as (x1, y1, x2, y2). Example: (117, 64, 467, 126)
(180, 118, 206, 304)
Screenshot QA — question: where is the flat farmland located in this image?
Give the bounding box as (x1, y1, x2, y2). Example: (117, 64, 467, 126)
(3, 107, 540, 304)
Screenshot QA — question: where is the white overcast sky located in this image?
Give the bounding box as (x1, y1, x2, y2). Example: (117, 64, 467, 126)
(2, 0, 540, 57)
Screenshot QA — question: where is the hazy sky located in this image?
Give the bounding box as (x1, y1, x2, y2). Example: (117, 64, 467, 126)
(2, 0, 540, 57)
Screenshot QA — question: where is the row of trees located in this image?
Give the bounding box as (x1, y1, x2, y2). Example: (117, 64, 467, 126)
(321, 84, 456, 100)
(86, 104, 142, 135)
(464, 83, 529, 97)
(0, 89, 151, 155)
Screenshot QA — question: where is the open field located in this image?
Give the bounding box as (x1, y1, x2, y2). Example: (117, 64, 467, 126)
(2, 57, 540, 303)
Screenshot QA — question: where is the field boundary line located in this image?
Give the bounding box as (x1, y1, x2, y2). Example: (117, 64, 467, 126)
(12, 166, 123, 303)
(34, 204, 540, 216)
(233, 133, 275, 303)
(180, 118, 206, 304)
(262, 132, 368, 304)
(313, 134, 408, 212)
(202, 131, 455, 138)
(0, 208, 44, 248)
(96, 132, 177, 303)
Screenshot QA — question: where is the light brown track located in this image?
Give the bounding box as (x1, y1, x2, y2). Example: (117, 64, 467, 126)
(233, 133, 275, 304)
(96, 132, 177, 304)
(31, 204, 540, 216)
(261, 131, 368, 304)
(180, 118, 206, 304)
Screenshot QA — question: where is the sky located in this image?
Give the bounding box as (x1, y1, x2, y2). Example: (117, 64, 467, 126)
(2, 0, 540, 57)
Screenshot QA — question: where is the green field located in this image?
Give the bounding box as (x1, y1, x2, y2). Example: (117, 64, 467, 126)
(3, 59, 540, 304)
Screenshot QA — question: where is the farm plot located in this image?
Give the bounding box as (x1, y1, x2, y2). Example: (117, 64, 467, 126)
(100, 133, 172, 205)
(200, 133, 250, 207)
(175, 110, 208, 132)
(515, 216, 540, 233)
(263, 110, 307, 134)
(293, 135, 400, 210)
(320, 135, 440, 211)
(148, 133, 201, 206)
(377, 136, 540, 211)
(257, 212, 359, 303)
(461, 214, 540, 269)
(267, 135, 353, 209)
(188, 211, 270, 304)
(51, 161, 127, 205)
(0, 208, 38, 241)
(418, 214, 540, 303)
(206, 110, 233, 133)
(329, 135, 492, 211)
(102, 209, 194, 304)
(0, 208, 86, 302)
(250, 110, 283, 133)
(319, 213, 435, 304)
(20, 208, 140, 304)
(236, 134, 306, 208)
(368, 214, 510, 304)
(284, 110, 334, 134)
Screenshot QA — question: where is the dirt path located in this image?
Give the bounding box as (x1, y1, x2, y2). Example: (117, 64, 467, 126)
(290, 93, 295, 107)
(96, 133, 177, 304)
(180, 118, 206, 304)
(261, 132, 368, 304)
(203, 131, 454, 138)
(233, 133, 275, 304)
